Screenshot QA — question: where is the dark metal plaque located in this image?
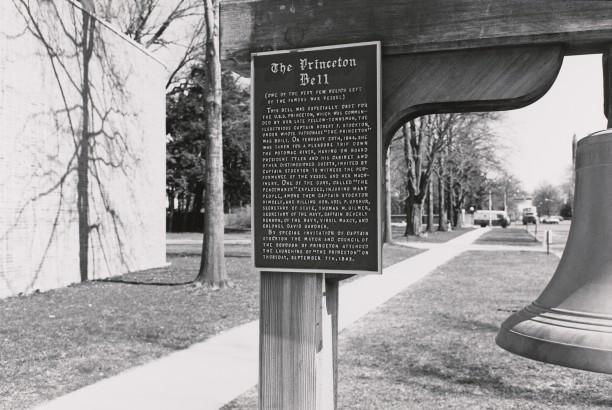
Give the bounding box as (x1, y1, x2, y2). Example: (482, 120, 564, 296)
(251, 42, 381, 274)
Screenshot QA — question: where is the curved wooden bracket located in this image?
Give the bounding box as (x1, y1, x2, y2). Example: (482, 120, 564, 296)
(382, 45, 564, 147)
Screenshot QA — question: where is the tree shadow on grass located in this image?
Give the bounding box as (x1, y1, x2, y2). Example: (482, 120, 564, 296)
(374, 317, 612, 408)
(436, 313, 501, 333)
(399, 352, 612, 408)
(167, 251, 250, 258)
(93, 278, 193, 287)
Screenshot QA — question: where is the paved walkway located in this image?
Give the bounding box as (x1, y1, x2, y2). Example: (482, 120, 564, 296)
(34, 228, 551, 410)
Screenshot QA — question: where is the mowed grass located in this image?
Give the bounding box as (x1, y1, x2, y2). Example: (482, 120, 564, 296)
(0, 244, 258, 410)
(225, 251, 612, 409)
(338, 251, 612, 409)
(392, 225, 474, 243)
(0, 240, 421, 410)
(475, 225, 540, 246)
(383, 244, 424, 267)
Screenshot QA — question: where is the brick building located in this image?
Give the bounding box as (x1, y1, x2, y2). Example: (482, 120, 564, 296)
(0, 0, 166, 298)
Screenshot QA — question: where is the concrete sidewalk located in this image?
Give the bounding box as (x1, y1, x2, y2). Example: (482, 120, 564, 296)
(34, 227, 528, 410)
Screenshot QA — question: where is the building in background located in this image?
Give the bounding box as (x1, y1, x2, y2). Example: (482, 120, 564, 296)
(0, 0, 166, 298)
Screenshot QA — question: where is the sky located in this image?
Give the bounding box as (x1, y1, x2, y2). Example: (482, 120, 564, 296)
(500, 54, 607, 193)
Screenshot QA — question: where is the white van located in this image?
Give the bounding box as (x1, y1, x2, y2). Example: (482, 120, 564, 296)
(473, 210, 510, 228)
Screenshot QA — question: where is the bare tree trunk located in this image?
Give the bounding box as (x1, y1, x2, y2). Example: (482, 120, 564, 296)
(456, 194, 465, 228)
(195, 0, 230, 289)
(404, 195, 424, 237)
(384, 147, 394, 243)
(403, 196, 412, 236)
(168, 192, 175, 232)
(183, 195, 192, 231)
(447, 171, 454, 229)
(426, 182, 434, 233)
(437, 172, 448, 232)
(192, 182, 204, 231)
(402, 122, 424, 237)
(78, 10, 95, 282)
(407, 200, 423, 236)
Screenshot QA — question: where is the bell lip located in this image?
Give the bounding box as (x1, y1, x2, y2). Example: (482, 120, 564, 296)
(496, 314, 612, 374)
(578, 129, 612, 147)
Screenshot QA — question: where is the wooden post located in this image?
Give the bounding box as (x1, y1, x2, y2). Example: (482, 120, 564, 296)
(260, 272, 338, 409)
(325, 278, 339, 409)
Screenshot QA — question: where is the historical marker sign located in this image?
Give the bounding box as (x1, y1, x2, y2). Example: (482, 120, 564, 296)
(252, 42, 381, 274)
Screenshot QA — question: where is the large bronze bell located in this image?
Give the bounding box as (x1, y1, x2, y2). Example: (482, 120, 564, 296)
(497, 130, 612, 373)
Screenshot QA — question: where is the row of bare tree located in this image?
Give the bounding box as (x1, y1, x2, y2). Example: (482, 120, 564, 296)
(83, 1, 526, 287)
(386, 112, 521, 238)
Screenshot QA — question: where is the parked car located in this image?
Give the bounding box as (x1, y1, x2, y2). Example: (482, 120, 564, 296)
(542, 216, 560, 224)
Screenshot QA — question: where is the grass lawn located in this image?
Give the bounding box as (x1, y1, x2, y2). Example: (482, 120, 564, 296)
(224, 251, 612, 409)
(0, 240, 420, 410)
(166, 231, 206, 241)
(0, 244, 258, 410)
(476, 226, 540, 246)
(392, 225, 475, 243)
(166, 230, 251, 242)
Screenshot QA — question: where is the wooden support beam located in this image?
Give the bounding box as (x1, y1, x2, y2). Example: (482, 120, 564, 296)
(221, 0, 612, 74)
(221, 2, 566, 139)
(381, 45, 564, 144)
(260, 272, 338, 409)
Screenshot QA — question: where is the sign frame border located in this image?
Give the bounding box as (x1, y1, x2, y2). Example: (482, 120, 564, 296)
(250, 41, 382, 275)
